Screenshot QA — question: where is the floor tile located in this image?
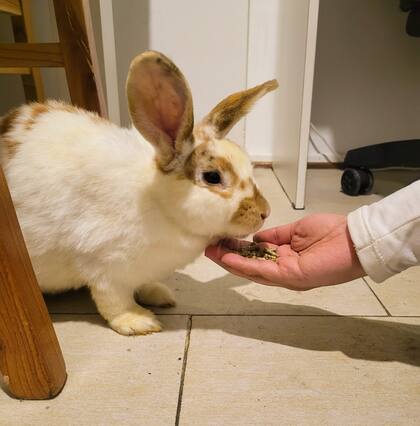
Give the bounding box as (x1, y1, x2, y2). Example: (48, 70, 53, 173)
(254, 168, 306, 226)
(365, 267, 420, 316)
(0, 315, 188, 426)
(304, 169, 382, 214)
(180, 316, 420, 426)
(253, 168, 290, 199)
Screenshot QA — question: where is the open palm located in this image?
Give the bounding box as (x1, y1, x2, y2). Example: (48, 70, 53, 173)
(205, 214, 365, 290)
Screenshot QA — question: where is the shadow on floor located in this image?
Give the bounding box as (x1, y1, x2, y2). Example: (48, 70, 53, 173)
(372, 170, 420, 197)
(47, 271, 420, 367)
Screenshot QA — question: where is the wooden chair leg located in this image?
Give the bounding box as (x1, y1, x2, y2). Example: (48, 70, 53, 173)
(53, 0, 107, 117)
(0, 167, 66, 400)
(11, 0, 45, 102)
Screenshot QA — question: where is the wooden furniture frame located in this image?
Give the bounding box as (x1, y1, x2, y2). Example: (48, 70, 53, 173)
(0, 167, 67, 400)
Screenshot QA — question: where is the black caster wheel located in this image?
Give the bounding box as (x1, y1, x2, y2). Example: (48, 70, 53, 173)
(341, 168, 374, 196)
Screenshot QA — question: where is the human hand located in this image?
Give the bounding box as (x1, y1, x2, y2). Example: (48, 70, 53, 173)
(205, 214, 365, 290)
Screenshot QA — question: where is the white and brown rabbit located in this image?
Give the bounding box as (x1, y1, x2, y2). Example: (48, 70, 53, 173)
(0, 51, 278, 335)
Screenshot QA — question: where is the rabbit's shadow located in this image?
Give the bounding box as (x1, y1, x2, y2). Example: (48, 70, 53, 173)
(47, 271, 420, 368)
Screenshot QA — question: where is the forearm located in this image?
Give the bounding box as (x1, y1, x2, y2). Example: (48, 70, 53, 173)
(347, 180, 420, 283)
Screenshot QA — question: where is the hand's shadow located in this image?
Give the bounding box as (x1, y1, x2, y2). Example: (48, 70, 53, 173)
(46, 271, 420, 367)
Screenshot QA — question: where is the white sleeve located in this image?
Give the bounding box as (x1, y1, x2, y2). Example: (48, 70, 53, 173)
(347, 179, 420, 283)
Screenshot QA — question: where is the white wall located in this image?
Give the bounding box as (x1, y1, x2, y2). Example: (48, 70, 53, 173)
(311, 0, 420, 160)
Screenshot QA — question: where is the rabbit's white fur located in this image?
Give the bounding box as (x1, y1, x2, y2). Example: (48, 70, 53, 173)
(0, 51, 277, 335)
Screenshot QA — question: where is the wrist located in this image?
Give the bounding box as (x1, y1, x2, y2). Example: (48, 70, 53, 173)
(345, 218, 366, 278)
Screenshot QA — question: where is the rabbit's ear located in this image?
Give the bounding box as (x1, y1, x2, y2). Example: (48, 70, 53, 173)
(126, 51, 194, 170)
(197, 80, 278, 140)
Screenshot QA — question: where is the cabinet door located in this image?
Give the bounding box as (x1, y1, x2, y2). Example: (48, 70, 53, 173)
(247, 0, 319, 209)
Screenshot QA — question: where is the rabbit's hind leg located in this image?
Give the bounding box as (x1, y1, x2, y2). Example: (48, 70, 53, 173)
(134, 281, 176, 308)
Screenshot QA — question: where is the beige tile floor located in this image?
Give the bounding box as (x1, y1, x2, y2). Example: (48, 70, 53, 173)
(1, 169, 420, 425)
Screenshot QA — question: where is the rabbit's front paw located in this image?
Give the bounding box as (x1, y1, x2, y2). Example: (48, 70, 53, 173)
(135, 281, 176, 308)
(109, 308, 162, 336)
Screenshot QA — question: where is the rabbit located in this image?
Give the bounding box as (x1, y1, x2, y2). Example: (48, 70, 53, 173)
(0, 51, 278, 335)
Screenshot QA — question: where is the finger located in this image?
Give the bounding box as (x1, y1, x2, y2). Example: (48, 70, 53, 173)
(253, 222, 295, 245)
(205, 244, 232, 262)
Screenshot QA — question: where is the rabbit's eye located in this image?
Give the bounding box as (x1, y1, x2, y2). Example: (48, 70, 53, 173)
(203, 171, 222, 185)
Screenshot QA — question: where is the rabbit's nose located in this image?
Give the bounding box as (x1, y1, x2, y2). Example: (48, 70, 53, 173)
(254, 186, 270, 220)
(260, 204, 271, 220)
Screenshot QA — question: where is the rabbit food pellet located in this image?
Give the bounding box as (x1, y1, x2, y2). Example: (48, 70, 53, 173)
(235, 243, 278, 261)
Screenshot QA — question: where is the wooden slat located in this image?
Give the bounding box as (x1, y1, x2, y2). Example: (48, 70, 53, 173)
(0, 166, 67, 400)
(11, 0, 45, 101)
(53, 0, 103, 114)
(0, 66, 30, 74)
(81, 0, 107, 117)
(0, 0, 21, 15)
(0, 43, 63, 67)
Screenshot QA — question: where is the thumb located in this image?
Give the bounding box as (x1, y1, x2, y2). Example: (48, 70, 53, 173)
(254, 222, 295, 245)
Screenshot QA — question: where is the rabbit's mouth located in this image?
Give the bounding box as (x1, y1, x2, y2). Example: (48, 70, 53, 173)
(233, 231, 253, 239)
(223, 228, 261, 240)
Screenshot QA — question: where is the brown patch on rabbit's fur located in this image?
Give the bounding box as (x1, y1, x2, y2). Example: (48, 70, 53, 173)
(200, 80, 279, 139)
(230, 183, 270, 227)
(184, 143, 238, 184)
(26, 101, 107, 131)
(0, 107, 19, 135)
(24, 103, 49, 130)
(182, 142, 240, 198)
(0, 107, 20, 160)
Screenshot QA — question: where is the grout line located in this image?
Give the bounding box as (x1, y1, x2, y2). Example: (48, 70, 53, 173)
(49, 312, 396, 318)
(49, 312, 98, 315)
(362, 277, 392, 316)
(162, 313, 395, 318)
(49, 312, 420, 319)
(164, 314, 390, 318)
(270, 170, 296, 209)
(175, 315, 192, 426)
(384, 315, 420, 318)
